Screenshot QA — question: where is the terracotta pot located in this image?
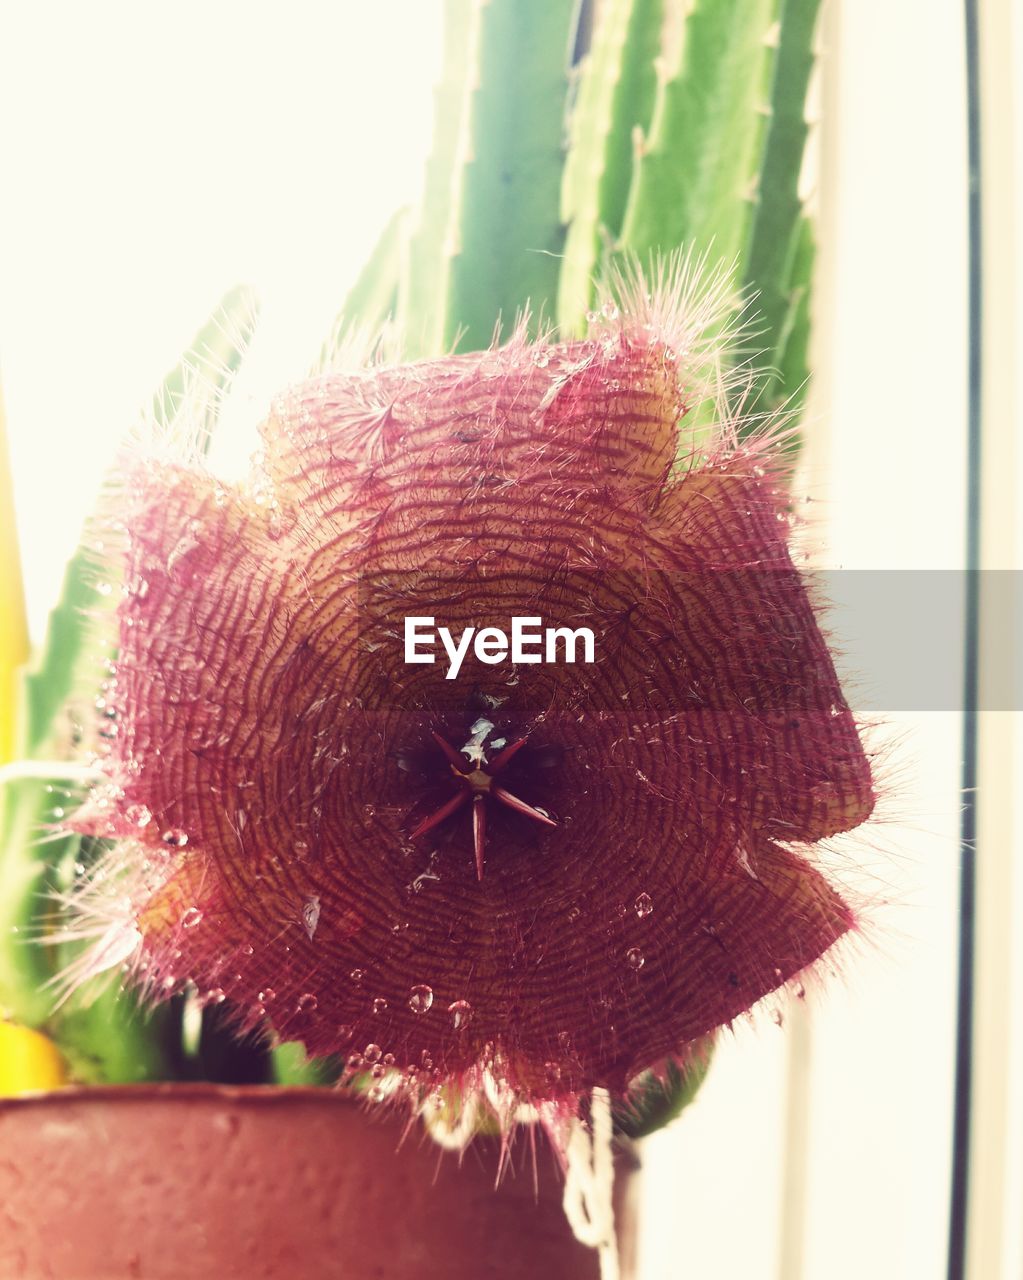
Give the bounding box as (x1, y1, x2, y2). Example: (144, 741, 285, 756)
(0, 1085, 640, 1279)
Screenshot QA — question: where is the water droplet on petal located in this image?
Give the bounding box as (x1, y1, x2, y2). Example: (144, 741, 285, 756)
(297, 993, 318, 1014)
(448, 999, 473, 1030)
(180, 907, 202, 930)
(258, 988, 276, 1004)
(302, 896, 321, 940)
(364, 1043, 382, 1064)
(408, 985, 433, 1015)
(625, 947, 645, 971)
(634, 892, 653, 919)
(372, 997, 388, 1015)
(125, 804, 151, 828)
(337, 1024, 354, 1044)
(350, 968, 365, 983)
(161, 828, 188, 847)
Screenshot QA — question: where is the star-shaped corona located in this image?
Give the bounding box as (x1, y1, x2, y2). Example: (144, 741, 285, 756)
(410, 728, 557, 881)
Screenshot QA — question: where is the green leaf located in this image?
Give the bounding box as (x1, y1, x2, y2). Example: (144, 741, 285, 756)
(613, 1046, 713, 1139)
(773, 214, 815, 411)
(403, 0, 577, 356)
(558, 0, 663, 333)
(401, 0, 479, 357)
(0, 547, 107, 1026)
(152, 283, 259, 455)
(619, 0, 778, 268)
(447, 0, 576, 350)
(50, 979, 173, 1085)
(317, 206, 408, 369)
(0, 287, 256, 1075)
(271, 1040, 341, 1087)
(740, 0, 821, 417)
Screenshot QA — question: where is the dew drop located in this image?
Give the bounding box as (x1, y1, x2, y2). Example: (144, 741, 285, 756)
(634, 892, 653, 919)
(167, 528, 201, 576)
(241, 944, 254, 956)
(364, 1043, 382, 1064)
(297, 993, 318, 1014)
(180, 907, 203, 930)
(382, 1053, 395, 1066)
(625, 947, 645, 971)
(566, 904, 582, 923)
(161, 828, 188, 847)
(448, 999, 473, 1030)
(337, 1024, 354, 1044)
(347, 1053, 364, 1070)
(350, 968, 365, 983)
(372, 997, 388, 1015)
(408, 985, 433, 1015)
(371, 1063, 385, 1079)
(207, 987, 226, 1004)
(302, 896, 321, 940)
(545, 1061, 562, 1082)
(125, 804, 151, 828)
(258, 988, 276, 1004)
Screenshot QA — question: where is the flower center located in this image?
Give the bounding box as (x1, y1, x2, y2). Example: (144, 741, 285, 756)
(409, 722, 557, 881)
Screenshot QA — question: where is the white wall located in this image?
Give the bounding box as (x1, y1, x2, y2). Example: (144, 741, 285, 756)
(0, 0, 441, 638)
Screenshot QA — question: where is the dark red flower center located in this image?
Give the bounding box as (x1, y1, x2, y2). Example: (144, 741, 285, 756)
(407, 721, 559, 880)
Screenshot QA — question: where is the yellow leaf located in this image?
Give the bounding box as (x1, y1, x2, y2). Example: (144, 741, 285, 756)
(0, 1021, 68, 1094)
(0, 376, 29, 765)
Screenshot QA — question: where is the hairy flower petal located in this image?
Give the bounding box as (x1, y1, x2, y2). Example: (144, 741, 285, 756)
(74, 279, 874, 1109)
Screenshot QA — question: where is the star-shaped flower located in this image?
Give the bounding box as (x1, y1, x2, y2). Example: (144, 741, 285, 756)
(70, 268, 874, 1117)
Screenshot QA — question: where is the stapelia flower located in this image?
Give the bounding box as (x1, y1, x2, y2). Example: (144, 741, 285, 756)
(70, 267, 873, 1122)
